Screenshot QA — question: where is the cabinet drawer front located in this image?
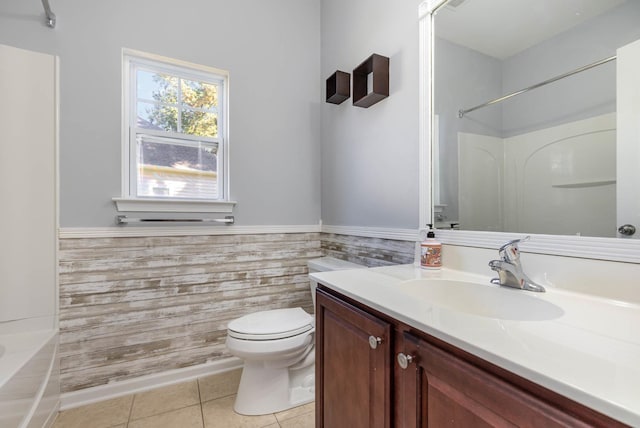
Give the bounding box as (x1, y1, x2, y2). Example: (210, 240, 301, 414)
(316, 289, 392, 428)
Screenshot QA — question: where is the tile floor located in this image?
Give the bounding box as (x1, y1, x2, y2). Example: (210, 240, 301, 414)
(52, 368, 314, 428)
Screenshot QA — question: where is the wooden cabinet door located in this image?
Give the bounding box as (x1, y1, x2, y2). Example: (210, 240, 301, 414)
(316, 289, 392, 428)
(397, 332, 597, 428)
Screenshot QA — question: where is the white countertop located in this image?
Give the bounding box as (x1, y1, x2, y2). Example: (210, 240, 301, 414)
(311, 264, 640, 426)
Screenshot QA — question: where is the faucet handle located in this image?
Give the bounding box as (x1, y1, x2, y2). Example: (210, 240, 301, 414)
(498, 236, 530, 263)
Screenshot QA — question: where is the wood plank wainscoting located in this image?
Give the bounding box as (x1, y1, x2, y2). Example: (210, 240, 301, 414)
(57, 230, 415, 394)
(58, 232, 321, 392)
(322, 233, 415, 267)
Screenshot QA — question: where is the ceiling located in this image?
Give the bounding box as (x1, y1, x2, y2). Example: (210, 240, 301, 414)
(434, 0, 627, 59)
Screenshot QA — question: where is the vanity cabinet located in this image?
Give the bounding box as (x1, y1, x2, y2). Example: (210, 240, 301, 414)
(315, 289, 392, 428)
(316, 286, 627, 428)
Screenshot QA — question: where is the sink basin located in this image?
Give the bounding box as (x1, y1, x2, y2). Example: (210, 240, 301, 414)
(396, 279, 564, 321)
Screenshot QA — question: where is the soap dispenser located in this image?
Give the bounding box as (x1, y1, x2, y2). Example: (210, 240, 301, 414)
(420, 224, 442, 270)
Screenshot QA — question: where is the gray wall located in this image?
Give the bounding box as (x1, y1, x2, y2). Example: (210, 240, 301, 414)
(0, 0, 321, 227)
(320, 0, 421, 229)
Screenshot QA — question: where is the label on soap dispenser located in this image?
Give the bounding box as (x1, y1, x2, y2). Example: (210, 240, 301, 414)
(420, 242, 442, 269)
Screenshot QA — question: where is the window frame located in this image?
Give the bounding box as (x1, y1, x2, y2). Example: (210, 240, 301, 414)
(114, 48, 234, 213)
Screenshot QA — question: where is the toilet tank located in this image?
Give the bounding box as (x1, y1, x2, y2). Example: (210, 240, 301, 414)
(307, 257, 366, 310)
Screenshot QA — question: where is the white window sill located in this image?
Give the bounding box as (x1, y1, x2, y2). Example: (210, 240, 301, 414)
(113, 198, 236, 213)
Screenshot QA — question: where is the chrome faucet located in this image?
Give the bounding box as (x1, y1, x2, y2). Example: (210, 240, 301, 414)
(488, 236, 545, 293)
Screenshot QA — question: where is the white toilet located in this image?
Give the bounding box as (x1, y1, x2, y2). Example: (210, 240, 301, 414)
(225, 256, 365, 415)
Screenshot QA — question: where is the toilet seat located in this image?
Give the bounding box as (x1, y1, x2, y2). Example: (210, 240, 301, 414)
(227, 307, 313, 341)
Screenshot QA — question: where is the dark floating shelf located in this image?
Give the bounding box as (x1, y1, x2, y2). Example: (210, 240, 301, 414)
(352, 54, 389, 108)
(326, 70, 350, 104)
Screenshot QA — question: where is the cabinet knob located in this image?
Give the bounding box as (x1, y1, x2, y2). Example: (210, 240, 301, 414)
(397, 352, 415, 369)
(368, 336, 383, 349)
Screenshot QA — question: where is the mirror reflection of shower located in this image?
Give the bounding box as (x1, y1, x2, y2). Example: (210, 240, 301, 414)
(433, 0, 640, 238)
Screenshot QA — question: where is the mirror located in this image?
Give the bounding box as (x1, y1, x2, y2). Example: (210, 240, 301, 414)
(431, 0, 640, 239)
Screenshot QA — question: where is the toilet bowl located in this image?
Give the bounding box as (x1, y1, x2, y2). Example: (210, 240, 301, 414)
(225, 256, 365, 415)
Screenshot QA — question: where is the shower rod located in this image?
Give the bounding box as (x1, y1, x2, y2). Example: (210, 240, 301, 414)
(41, 0, 56, 28)
(458, 55, 616, 118)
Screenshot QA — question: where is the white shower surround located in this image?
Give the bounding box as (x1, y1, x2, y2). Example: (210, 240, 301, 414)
(0, 43, 60, 427)
(0, 319, 59, 428)
(458, 113, 616, 237)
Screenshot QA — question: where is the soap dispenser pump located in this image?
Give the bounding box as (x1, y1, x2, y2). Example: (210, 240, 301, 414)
(420, 224, 442, 270)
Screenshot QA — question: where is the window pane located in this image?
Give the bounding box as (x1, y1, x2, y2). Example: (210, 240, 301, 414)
(181, 108, 218, 137)
(181, 79, 218, 109)
(137, 69, 178, 103)
(137, 101, 178, 132)
(136, 135, 218, 199)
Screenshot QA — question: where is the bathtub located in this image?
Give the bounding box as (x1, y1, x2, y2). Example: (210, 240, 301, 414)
(0, 317, 59, 428)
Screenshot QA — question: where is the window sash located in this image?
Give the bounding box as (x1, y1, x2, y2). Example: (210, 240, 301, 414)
(124, 52, 227, 202)
(129, 129, 224, 200)
(132, 63, 222, 137)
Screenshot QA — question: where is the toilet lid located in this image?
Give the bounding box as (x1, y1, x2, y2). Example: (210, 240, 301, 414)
(227, 307, 314, 340)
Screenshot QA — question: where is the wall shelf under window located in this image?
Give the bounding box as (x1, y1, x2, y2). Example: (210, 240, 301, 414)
(112, 198, 236, 213)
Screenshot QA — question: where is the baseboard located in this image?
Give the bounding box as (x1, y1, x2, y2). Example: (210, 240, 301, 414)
(41, 402, 60, 428)
(59, 357, 243, 411)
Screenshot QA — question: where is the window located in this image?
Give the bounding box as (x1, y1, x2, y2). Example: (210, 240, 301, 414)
(115, 49, 234, 212)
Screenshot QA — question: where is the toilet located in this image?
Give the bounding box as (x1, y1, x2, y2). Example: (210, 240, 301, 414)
(225, 256, 366, 415)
